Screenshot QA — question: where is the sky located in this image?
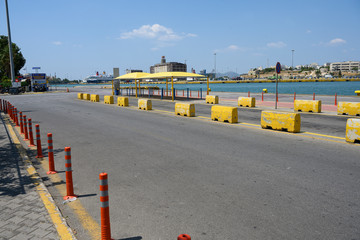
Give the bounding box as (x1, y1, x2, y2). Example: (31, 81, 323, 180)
(0, 0, 359, 80)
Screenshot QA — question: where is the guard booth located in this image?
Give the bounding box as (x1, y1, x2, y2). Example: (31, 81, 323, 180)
(30, 73, 48, 92)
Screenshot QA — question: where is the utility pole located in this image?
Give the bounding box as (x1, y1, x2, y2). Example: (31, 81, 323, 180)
(5, 0, 16, 86)
(214, 53, 217, 80)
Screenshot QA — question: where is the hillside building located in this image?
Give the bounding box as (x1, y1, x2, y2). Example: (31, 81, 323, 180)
(330, 61, 360, 71)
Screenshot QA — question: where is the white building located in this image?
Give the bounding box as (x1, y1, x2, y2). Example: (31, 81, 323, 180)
(330, 61, 360, 71)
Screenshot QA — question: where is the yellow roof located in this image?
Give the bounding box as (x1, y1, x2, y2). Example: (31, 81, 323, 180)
(138, 72, 204, 79)
(115, 72, 150, 80)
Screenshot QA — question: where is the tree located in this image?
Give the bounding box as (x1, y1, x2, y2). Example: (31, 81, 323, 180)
(0, 35, 26, 79)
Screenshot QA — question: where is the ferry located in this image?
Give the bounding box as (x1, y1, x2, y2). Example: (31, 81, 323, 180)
(82, 71, 113, 83)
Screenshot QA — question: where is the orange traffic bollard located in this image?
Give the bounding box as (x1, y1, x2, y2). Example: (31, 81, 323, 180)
(27, 119, 35, 147)
(14, 108, 19, 126)
(262, 91, 264, 101)
(335, 93, 337, 106)
(23, 115, 29, 141)
(313, 92, 315, 100)
(19, 112, 24, 134)
(47, 133, 57, 174)
(35, 124, 44, 158)
(100, 172, 112, 240)
(63, 147, 77, 200)
(178, 234, 191, 240)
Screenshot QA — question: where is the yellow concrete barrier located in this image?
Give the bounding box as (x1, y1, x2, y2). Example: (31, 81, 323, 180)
(211, 105, 238, 123)
(206, 95, 219, 104)
(261, 111, 301, 133)
(83, 93, 90, 100)
(175, 103, 195, 117)
(78, 93, 83, 99)
(238, 97, 255, 107)
(90, 94, 99, 102)
(104, 95, 114, 104)
(337, 102, 360, 116)
(117, 97, 129, 107)
(263, 88, 268, 93)
(346, 118, 360, 143)
(294, 100, 321, 113)
(355, 90, 360, 96)
(138, 99, 152, 110)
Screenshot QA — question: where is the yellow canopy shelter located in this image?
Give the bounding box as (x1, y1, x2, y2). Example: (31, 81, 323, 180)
(115, 72, 151, 97)
(138, 72, 207, 101)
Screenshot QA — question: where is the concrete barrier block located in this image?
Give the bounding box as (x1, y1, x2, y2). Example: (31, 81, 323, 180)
(175, 103, 195, 117)
(238, 97, 256, 107)
(206, 95, 219, 104)
(117, 97, 129, 107)
(83, 93, 91, 100)
(337, 102, 360, 116)
(211, 105, 238, 123)
(78, 93, 83, 99)
(294, 100, 321, 113)
(90, 94, 99, 102)
(138, 99, 152, 110)
(104, 95, 114, 104)
(346, 118, 360, 143)
(261, 111, 301, 133)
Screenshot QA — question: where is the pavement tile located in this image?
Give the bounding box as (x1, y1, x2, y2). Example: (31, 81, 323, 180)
(30, 227, 53, 238)
(8, 216, 25, 225)
(0, 229, 17, 239)
(9, 232, 34, 240)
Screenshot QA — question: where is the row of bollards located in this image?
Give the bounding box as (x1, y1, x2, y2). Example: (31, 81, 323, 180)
(1, 98, 191, 240)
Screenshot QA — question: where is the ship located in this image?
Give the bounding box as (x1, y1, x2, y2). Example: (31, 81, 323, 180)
(82, 71, 113, 83)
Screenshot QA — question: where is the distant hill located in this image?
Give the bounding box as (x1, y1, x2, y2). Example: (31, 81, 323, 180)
(215, 71, 240, 78)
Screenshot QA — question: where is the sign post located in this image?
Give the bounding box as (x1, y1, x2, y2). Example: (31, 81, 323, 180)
(275, 62, 281, 109)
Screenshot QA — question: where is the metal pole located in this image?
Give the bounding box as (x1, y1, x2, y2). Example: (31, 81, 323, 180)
(5, 0, 16, 85)
(291, 50, 294, 70)
(206, 76, 209, 95)
(214, 53, 217, 80)
(275, 73, 278, 109)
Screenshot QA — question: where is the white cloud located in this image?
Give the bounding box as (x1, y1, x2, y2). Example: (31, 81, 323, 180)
(227, 45, 240, 51)
(267, 41, 287, 48)
(52, 41, 62, 46)
(328, 38, 346, 46)
(119, 24, 196, 42)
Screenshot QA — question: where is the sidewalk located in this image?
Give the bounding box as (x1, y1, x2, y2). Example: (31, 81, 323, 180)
(0, 114, 59, 240)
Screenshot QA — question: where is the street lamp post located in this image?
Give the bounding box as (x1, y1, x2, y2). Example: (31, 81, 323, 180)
(291, 50, 295, 70)
(214, 53, 217, 80)
(5, 0, 16, 86)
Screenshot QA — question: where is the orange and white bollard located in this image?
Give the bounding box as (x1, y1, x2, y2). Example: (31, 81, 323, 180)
(47, 133, 57, 174)
(27, 119, 35, 147)
(178, 234, 191, 240)
(14, 108, 19, 127)
(313, 92, 315, 100)
(64, 147, 77, 200)
(19, 112, 24, 134)
(35, 124, 44, 158)
(99, 172, 112, 240)
(23, 115, 29, 141)
(335, 93, 337, 106)
(248, 91, 250, 97)
(262, 91, 264, 101)
(294, 92, 296, 101)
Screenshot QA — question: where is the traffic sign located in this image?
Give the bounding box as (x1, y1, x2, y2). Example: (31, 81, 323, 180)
(276, 62, 281, 74)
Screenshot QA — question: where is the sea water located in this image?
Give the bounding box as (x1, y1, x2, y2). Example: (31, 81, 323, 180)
(51, 81, 360, 96)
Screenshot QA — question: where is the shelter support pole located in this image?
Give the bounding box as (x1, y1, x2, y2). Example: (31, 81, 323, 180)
(171, 76, 174, 101)
(207, 76, 209, 95)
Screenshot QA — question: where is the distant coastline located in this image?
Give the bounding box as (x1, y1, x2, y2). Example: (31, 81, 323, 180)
(119, 78, 360, 85)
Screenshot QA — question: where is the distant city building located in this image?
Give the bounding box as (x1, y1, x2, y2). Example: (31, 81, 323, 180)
(150, 56, 187, 73)
(330, 61, 360, 71)
(125, 69, 143, 74)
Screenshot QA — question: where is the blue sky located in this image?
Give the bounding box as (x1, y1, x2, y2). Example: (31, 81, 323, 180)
(0, 0, 359, 80)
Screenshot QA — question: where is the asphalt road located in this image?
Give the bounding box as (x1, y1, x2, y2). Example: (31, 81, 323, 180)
(3, 91, 360, 240)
